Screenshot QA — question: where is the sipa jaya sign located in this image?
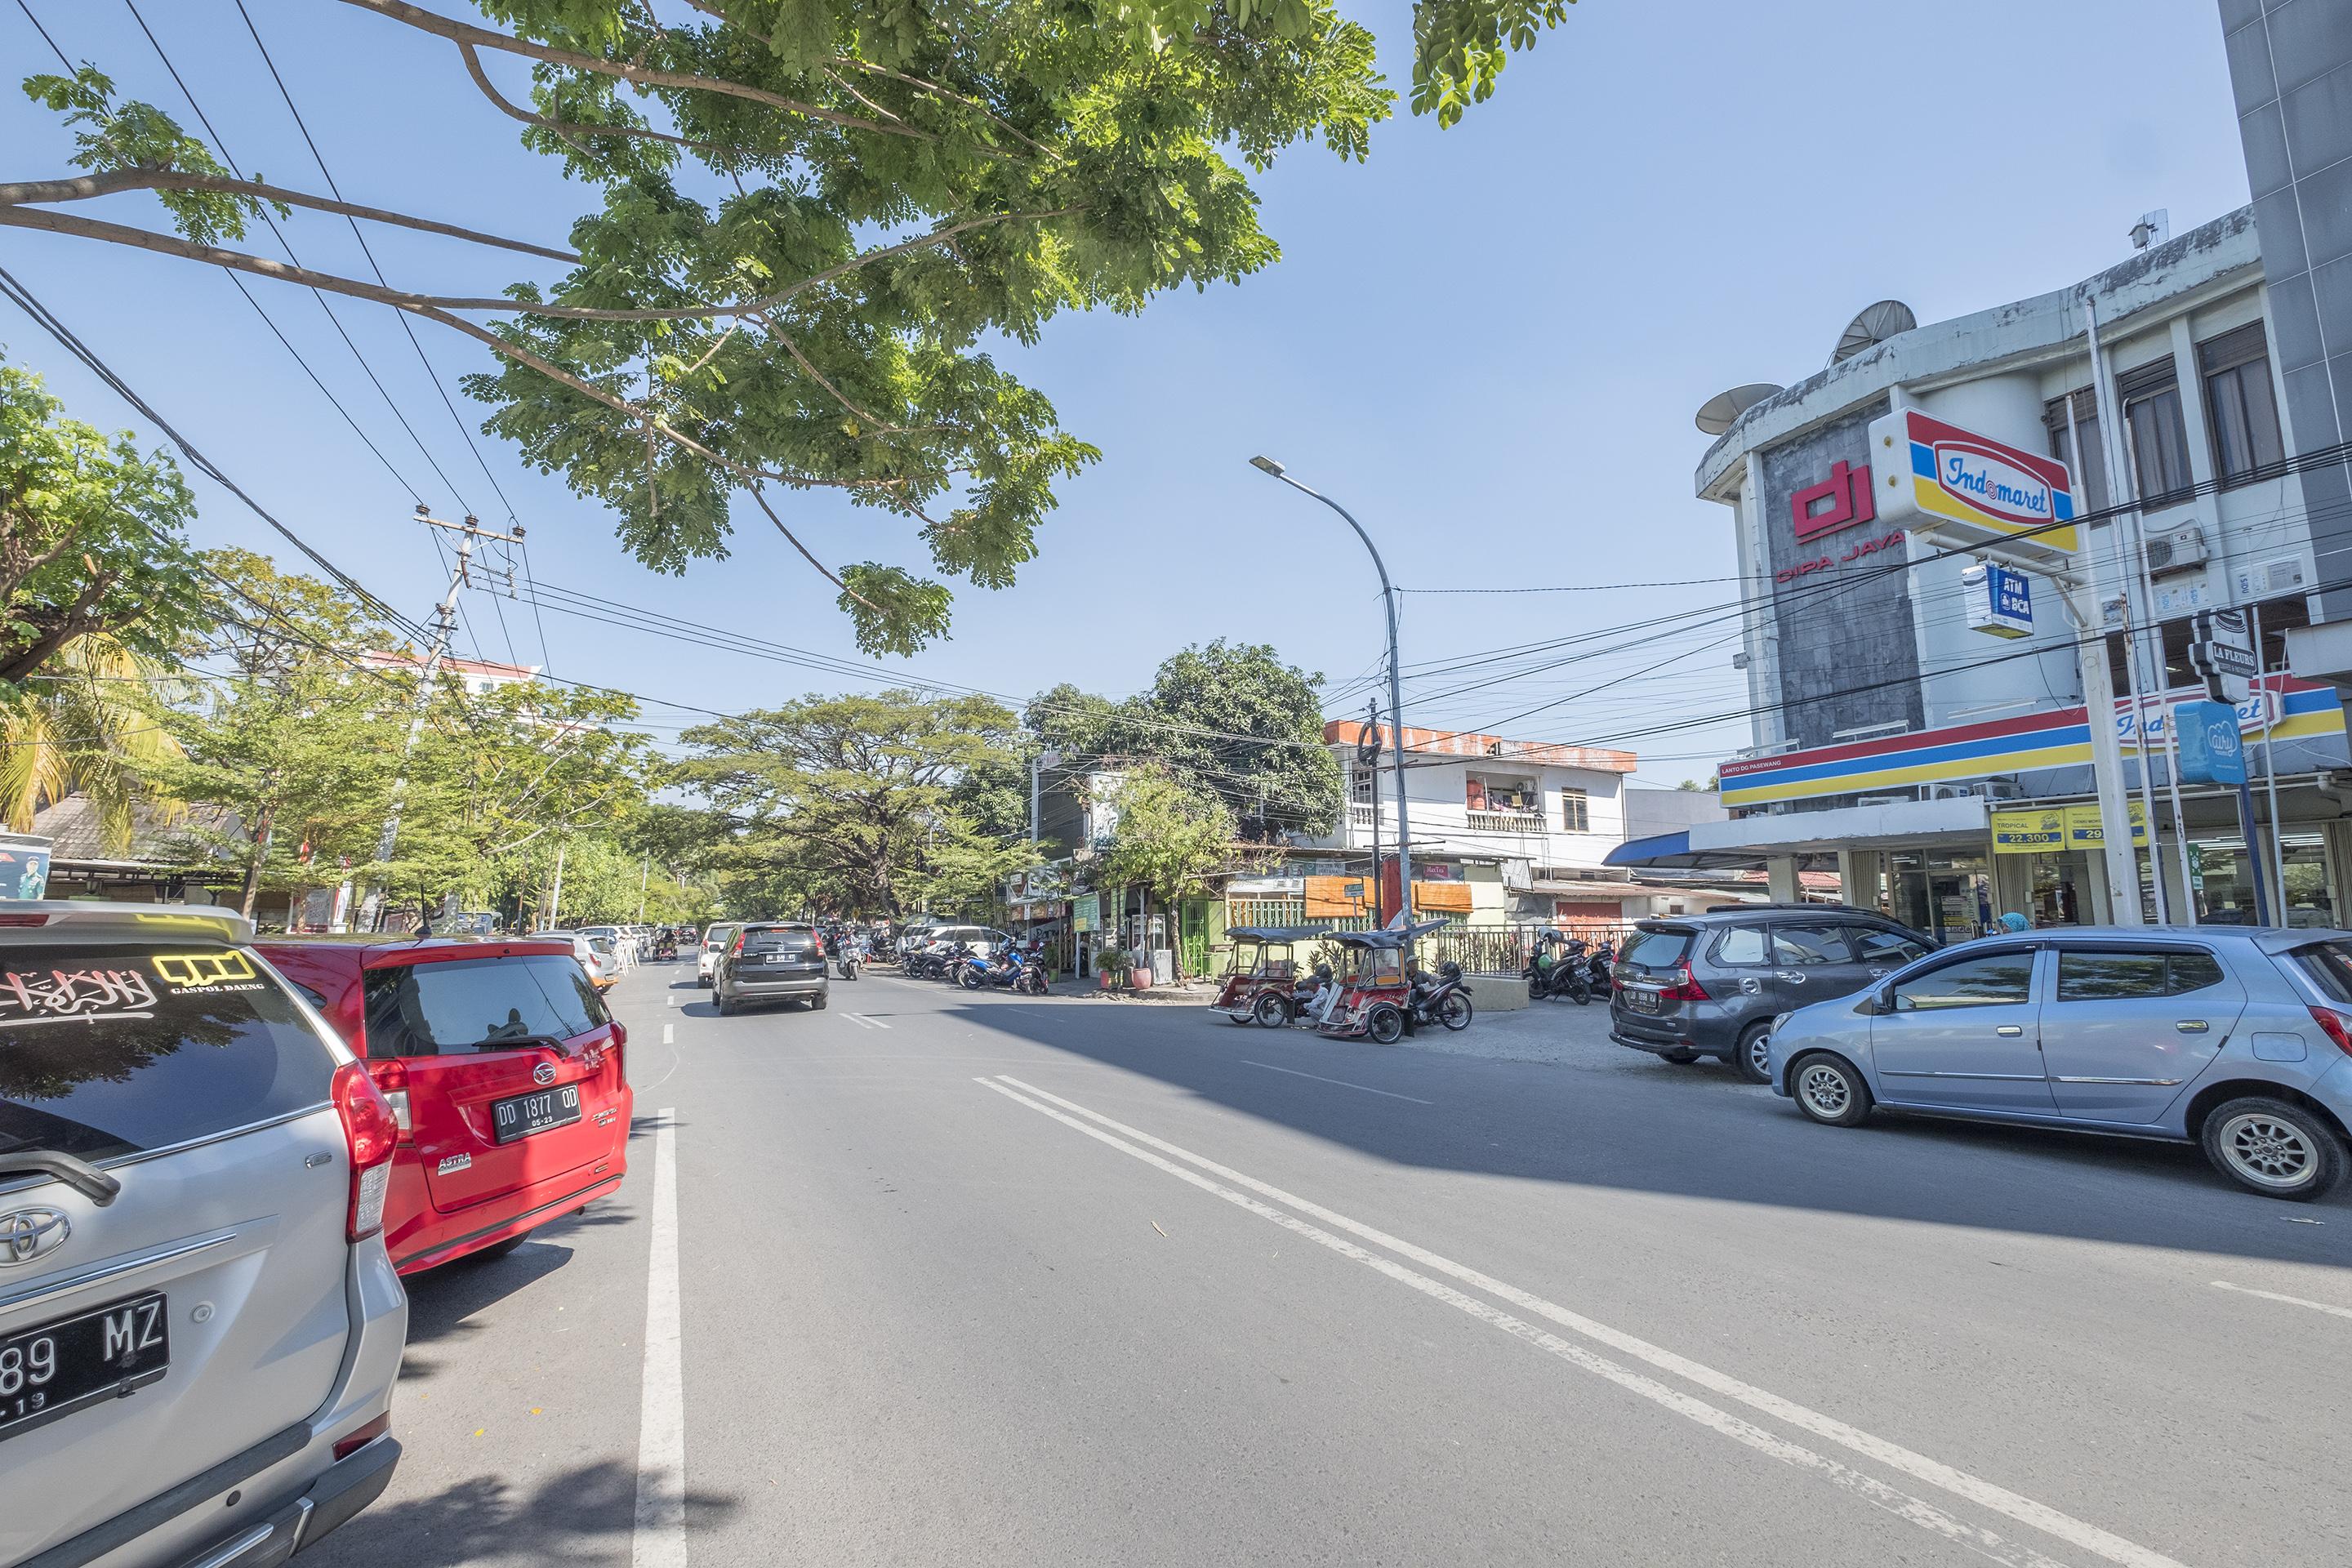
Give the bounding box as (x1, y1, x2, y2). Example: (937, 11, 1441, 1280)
(1866, 410, 2079, 554)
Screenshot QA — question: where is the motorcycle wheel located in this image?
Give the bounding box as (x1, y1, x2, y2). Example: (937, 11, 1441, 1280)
(958, 968, 981, 990)
(1366, 1004, 1405, 1045)
(1437, 992, 1473, 1031)
(1566, 976, 1592, 1006)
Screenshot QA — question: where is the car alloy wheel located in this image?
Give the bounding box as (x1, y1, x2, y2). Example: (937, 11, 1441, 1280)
(1734, 1025, 1773, 1085)
(1791, 1054, 1870, 1126)
(2216, 1110, 2319, 1191)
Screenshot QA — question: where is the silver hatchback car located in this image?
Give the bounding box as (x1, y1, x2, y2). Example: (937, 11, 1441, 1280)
(0, 902, 408, 1567)
(1766, 925, 2352, 1200)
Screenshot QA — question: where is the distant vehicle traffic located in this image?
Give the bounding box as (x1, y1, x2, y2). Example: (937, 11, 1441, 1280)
(698, 924, 742, 988)
(258, 934, 634, 1272)
(1610, 906, 1938, 1083)
(715, 923, 830, 1014)
(1766, 925, 2352, 1200)
(1, 903, 406, 1568)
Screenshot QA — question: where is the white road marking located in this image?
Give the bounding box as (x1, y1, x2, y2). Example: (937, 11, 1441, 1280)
(632, 1111, 686, 1568)
(662, 1023, 675, 1046)
(666, 993, 679, 1008)
(1239, 1060, 1432, 1104)
(976, 1080, 2074, 1568)
(843, 1013, 876, 1031)
(853, 1013, 893, 1030)
(2212, 1280, 2352, 1321)
(991, 1075, 2188, 1568)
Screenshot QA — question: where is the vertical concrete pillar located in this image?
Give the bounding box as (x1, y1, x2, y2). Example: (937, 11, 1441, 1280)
(1837, 849, 1883, 911)
(2080, 848, 2114, 925)
(1766, 857, 1801, 902)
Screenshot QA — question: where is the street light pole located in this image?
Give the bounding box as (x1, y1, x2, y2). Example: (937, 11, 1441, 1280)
(1250, 457, 1412, 920)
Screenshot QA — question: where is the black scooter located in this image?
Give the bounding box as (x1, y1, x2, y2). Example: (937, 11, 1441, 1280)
(1401, 962, 1475, 1033)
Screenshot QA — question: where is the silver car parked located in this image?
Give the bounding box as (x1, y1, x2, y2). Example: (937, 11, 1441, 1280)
(0, 902, 408, 1567)
(1766, 925, 2352, 1200)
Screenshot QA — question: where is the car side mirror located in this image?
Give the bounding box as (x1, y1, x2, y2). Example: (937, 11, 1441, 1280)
(1872, 984, 1895, 1014)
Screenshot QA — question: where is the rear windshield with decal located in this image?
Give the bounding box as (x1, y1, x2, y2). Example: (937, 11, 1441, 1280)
(0, 942, 338, 1161)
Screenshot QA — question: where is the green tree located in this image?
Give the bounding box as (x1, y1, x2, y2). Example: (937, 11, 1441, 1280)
(6, 2, 1575, 655)
(674, 689, 1030, 918)
(156, 552, 400, 917)
(0, 630, 185, 853)
(1130, 640, 1339, 838)
(1094, 762, 1236, 979)
(0, 352, 207, 685)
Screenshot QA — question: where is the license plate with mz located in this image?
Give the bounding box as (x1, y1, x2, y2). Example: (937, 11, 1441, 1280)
(492, 1083, 582, 1144)
(0, 1291, 169, 1445)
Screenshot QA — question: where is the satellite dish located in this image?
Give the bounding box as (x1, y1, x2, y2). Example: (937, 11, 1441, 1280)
(1694, 383, 1783, 436)
(1831, 299, 1917, 365)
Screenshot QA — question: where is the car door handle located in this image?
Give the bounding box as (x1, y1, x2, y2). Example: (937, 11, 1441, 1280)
(1994, 1024, 2025, 1037)
(2175, 1019, 2210, 1033)
(1778, 971, 1806, 985)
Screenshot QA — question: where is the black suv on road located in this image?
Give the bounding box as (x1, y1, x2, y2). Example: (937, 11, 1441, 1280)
(1610, 905, 1937, 1082)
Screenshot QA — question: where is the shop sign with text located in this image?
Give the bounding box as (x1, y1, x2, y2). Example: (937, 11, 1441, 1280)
(1869, 409, 2079, 553)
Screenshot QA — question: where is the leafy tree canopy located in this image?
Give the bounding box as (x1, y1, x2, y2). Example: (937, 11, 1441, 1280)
(6, 1, 1574, 656)
(672, 688, 1031, 917)
(0, 352, 206, 685)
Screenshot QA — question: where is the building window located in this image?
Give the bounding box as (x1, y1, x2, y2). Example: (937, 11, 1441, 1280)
(1349, 767, 1374, 805)
(2199, 323, 2284, 486)
(1560, 787, 1589, 832)
(2043, 389, 2109, 513)
(2117, 358, 2194, 506)
(1468, 775, 1537, 815)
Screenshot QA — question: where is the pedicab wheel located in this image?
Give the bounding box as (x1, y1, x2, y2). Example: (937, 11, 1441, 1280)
(1253, 992, 1291, 1029)
(1437, 992, 1472, 1031)
(1366, 1004, 1405, 1045)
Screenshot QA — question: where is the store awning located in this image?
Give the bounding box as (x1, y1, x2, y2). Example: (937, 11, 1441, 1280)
(1605, 831, 1766, 871)
(1607, 795, 1991, 868)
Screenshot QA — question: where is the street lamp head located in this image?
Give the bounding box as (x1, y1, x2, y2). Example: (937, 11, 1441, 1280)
(1248, 455, 1285, 478)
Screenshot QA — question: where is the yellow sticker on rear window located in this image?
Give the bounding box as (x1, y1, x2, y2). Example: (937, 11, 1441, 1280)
(152, 950, 259, 989)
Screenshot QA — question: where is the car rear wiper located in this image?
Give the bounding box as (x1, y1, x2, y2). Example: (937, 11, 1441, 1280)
(0, 1148, 122, 1206)
(463, 1033, 570, 1054)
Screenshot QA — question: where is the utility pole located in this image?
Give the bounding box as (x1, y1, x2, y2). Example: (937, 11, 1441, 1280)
(635, 854, 650, 922)
(546, 840, 567, 929)
(359, 508, 526, 930)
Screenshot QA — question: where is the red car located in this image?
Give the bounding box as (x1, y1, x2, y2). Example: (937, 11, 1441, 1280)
(257, 937, 632, 1275)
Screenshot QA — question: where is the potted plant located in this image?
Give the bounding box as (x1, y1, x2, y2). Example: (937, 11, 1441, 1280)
(1097, 944, 1134, 991)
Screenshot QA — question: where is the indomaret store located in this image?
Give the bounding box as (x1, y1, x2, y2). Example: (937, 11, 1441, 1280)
(1612, 208, 2352, 942)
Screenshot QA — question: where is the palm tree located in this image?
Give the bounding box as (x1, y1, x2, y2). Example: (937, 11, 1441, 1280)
(0, 630, 184, 854)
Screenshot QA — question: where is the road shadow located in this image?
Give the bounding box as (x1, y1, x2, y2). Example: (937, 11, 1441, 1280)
(301, 1459, 737, 1568)
(942, 996, 2352, 1272)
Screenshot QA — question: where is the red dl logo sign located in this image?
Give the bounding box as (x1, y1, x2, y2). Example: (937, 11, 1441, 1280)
(1790, 460, 1874, 544)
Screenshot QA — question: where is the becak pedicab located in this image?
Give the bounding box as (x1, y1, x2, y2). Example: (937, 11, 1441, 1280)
(1209, 926, 1326, 1027)
(1317, 921, 1450, 1044)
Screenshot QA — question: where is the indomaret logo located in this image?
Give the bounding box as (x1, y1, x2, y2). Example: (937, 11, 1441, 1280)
(1933, 440, 2055, 524)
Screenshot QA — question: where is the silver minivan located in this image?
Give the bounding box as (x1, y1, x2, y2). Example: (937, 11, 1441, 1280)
(0, 903, 408, 1567)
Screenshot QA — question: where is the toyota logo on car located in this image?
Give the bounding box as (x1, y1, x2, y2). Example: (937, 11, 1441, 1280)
(0, 1207, 70, 1267)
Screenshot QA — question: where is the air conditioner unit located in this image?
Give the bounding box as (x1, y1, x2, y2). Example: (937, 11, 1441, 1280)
(1856, 794, 1913, 807)
(2235, 556, 2309, 599)
(1983, 780, 2026, 800)
(1928, 783, 1980, 801)
(2145, 523, 2208, 578)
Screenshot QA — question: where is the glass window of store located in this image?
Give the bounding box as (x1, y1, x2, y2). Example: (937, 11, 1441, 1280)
(2198, 323, 2284, 484)
(1891, 850, 1989, 945)
(2043, 389, 2109, 511)
(2118, 358, 2194, 506)
(2191, 831, 2338, 928)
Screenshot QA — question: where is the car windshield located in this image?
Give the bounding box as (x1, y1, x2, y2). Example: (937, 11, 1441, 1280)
(742, 929, 817, 954)
(0, 942, 339, 1161)
(1621, 929, 1693, 968)
(360, 953, 608, 1058)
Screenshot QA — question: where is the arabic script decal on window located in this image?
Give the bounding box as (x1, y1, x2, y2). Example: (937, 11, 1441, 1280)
(0, 966, 159, 1024)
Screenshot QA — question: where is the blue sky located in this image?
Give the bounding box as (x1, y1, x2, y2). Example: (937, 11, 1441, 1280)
(0, 0, 2251, 784)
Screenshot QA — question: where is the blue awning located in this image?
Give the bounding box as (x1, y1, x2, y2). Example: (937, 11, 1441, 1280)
(1605, 831, 1772, 871)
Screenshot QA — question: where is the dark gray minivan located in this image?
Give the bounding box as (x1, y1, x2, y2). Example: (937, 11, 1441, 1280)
(1610, 905, 1936, 1082)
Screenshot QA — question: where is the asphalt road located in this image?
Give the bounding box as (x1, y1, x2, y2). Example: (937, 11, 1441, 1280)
(310, 963, 2352, 1568)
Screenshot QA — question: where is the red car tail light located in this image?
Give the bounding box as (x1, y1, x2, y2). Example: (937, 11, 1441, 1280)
(1657, 963, 1710, 1004)
(332, 1412, 391, 1461)
(332, 1062, 400, 1241)
(729, 931, 746, 956)
(2309, 1005, 2352, 1058)
(0, 913, 48, 927)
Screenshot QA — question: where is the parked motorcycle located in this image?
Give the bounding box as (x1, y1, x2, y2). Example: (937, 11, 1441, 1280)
(916, 942, 969, 981)
(958, 949, 1027, 991)
(1525, 933, 1593, 1004)
(1401, 962, 1475, 1032)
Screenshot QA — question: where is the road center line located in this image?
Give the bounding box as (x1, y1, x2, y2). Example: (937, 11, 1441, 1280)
(662, 1023, 675, 1046)
(632, 1110, 686, 1568)
(2212, 1280, 2352, 1320)
(1238, 1060, 1433, 1104)
(842, 1012, 876, 1031)
(991, 1074, 2185, 1568)
(974, 1078, 2076, 1568)
(851, 1013, 892, 1030)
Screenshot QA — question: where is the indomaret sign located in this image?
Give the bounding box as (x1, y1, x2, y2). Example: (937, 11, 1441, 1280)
(1867, 409, 2080, 556)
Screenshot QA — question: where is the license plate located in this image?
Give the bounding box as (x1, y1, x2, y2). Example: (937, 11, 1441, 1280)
(0, 1292, 169, 1445)
(491, 1083, 582, 1144)
(1623, 989, 1661, 1013)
